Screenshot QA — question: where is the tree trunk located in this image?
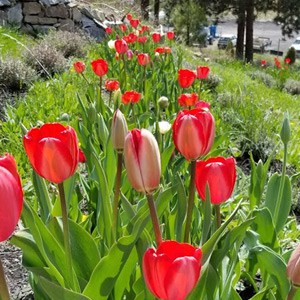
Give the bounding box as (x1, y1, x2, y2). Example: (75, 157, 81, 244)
(154, 0, 160, 25)
(245, 0, 254, 62)
(236, 0, 246, 60)
(141, 0, 149, 20)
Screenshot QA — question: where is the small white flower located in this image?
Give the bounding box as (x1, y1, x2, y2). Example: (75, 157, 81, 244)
(158, 121, 172, 134)
(108, 40, 116, 49)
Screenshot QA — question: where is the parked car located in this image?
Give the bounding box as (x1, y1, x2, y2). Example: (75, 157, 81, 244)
(290, 37, 300, 58)
(253, 36, 272, 53)
(217, 35, 237, 49)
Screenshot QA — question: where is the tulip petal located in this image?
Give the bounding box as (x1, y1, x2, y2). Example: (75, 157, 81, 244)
(0, 166, 23, 242)
(34, 138, 75, 183)
(164, 256, 201, 300)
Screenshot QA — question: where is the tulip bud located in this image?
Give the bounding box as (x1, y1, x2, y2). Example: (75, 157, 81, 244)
(158, 96, 169, 109)
(124, 129, 161, 194)
(88, 102, 97, 123)
(108, 40, 116, 49)
(111, 109, 128, 152)
(280, 112, 291, 146)
(158, 121, 171, 134)
(287, 243, 300, 286)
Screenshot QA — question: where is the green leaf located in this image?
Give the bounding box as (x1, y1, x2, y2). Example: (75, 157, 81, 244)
(175, 173, 186, 242)
(38, 276, 91, 300)
(265, 173, 292, 232)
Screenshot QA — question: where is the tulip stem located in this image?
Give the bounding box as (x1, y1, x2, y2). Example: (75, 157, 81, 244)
(215, 205, 221, 228)
(184, 160, 196, 243)
(287, 285, 297, 300)
(0, 255, 10, 300)
(58, 183, 77, 291)
(146, 193, 162, 246)
(113, 152, 123, 241)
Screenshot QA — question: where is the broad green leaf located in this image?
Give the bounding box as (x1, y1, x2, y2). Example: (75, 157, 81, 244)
(38, 276, 91, 300)
(249, 287, 271, 300)
(265, 173, 292, 232)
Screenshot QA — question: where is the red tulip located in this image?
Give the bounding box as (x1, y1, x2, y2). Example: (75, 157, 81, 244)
(122, 90, 141, 104)
(126, 13, 132, 21)
(105, 79, 120, 91)
(115, 39, 128, 54)
(137, 53, 151, 66)
(287, 243, 300, 286)
(196, 66, 210, 79)
(91, 59, 108, 77)
(172, 108, 215, 161)
(119, 24, 127, 32)
(143, 240, 202, 300)
(73, 61, 85, 74)
(261, 59, 267, 66)
(178, 93, 199, 107)
(166, 31, 175, 40)
(0, 154, 23, 242)
(124, 33, 137, 44)
(79, 149, 86, 163)
(285, 57, 291, 64)
(152, 32, 161, 43)
(155, 47, 172, 54)
(105, 27, 112, 35)
(124, 129, 161, 193)
(138, 36, 148, 43)
(23, 123, 80, 184)
(195, 100, 211, 110)
(195, 157, 236, 204)
(111, 109, 128, 152)
(141, 25, 150, 32)
(178, 69, 196, 89)
(130, 19, 139, 28)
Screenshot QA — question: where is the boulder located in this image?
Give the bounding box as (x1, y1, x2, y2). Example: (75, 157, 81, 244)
(7, 2, 22, 26)
(0, 0, 11, 7)
(45, 4, 68, 18)
(81, 15, 106, 41)
(23, 2, 42, 15)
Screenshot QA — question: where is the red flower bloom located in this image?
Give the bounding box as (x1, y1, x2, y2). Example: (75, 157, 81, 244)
(23, 123, 80, 184)
(124, 33, 137, 44)
(166, 31, 175, 40)
(119, 24, 127, 32)
(105, 27, 112, 34)
(178, 93, 199, 107)
(115, 39, 129, 54)
(152, 32, 161, 43)
(285, 57, 291, 64)
(124, 128, 161, 193)
(138, 36, 148, 43)
(79, 149, 86, 163)
(172, 108, 215, 161)
(143, 240, 202, 300)
(141, 25, 150, 32)
(130, 19, 139, 28)
(137, 53, 151, 66)
(73, 61, 85, 74)
(195, 156, 236, 205)
(196, 66, 210, 79)
(0, 154, 23, 242)
(195, 100, 211, 110)
(105, 79, 120, 91)
(122, 90, 142, 104)
(178, 69, 196, 89)
(126, 13, 132, 21)
(91, 59, 108, 77)
(274, 57, 281, 68)
(261, 59, 267, 66)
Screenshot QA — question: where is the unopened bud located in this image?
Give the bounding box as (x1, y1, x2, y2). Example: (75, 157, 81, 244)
(280, 112, 291, 146)
(158, 96, 169, 109)
(111, 109, 128, 152)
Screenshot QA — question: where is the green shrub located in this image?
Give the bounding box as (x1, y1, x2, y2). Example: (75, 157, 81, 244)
(283, 78, 300, 95)
(285, 47, 296, 65)
(0, 57, 37, 92)
(205, 73, 222, 91)
(41, 30, 91, 58)
(24, 41, 68, 77)
(247, 70, 276, 88)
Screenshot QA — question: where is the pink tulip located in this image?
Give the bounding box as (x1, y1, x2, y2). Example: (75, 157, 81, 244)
(287, 243, 300, 286)
(124, 129, 161, 194)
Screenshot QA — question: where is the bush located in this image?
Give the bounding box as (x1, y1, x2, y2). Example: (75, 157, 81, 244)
(285, 47, 296, 65)
(283, 78, 300, 95)
(24, 42, 68, 77)
(247, 70, 276, 88)
(41, 30, 91, 58)
(205, 74, 222, 91)
(0, 57, 37, 92)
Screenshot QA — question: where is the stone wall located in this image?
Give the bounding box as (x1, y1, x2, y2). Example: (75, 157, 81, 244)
(0, 0, 107, 40)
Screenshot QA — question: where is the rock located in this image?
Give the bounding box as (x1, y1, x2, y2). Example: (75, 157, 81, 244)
(0, 10, 7, 25)
(81, 15, 106, 41)
(71, 7, 81, 23)
(39, 16, 57, 25)
(57, 18, 74, 30)
(32, 24, 52, 33)
(45, 4, 68, 18)
(7, 3, 22, 27)
(38, 0, 68, 6)
(0, 0, 11, 7)
(24, 14, 39, 24)
(23, 2, 42, 15)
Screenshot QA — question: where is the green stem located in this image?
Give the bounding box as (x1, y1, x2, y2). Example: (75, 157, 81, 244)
(274, 143, 287, 224)
(215, 205, 221, 228)
(113, 152, 123, 241)
(58, 183, 77, 291)
(97, 77, 103, 114)
(146, 193, 162, 246)
(81, 73, 90, 85)
(287, 285, 297, 300)
(199, 79, 203, 98)
(184, 160, 196, 243)
(0, 256, 10, 300)
(109, 92, 112, 107)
